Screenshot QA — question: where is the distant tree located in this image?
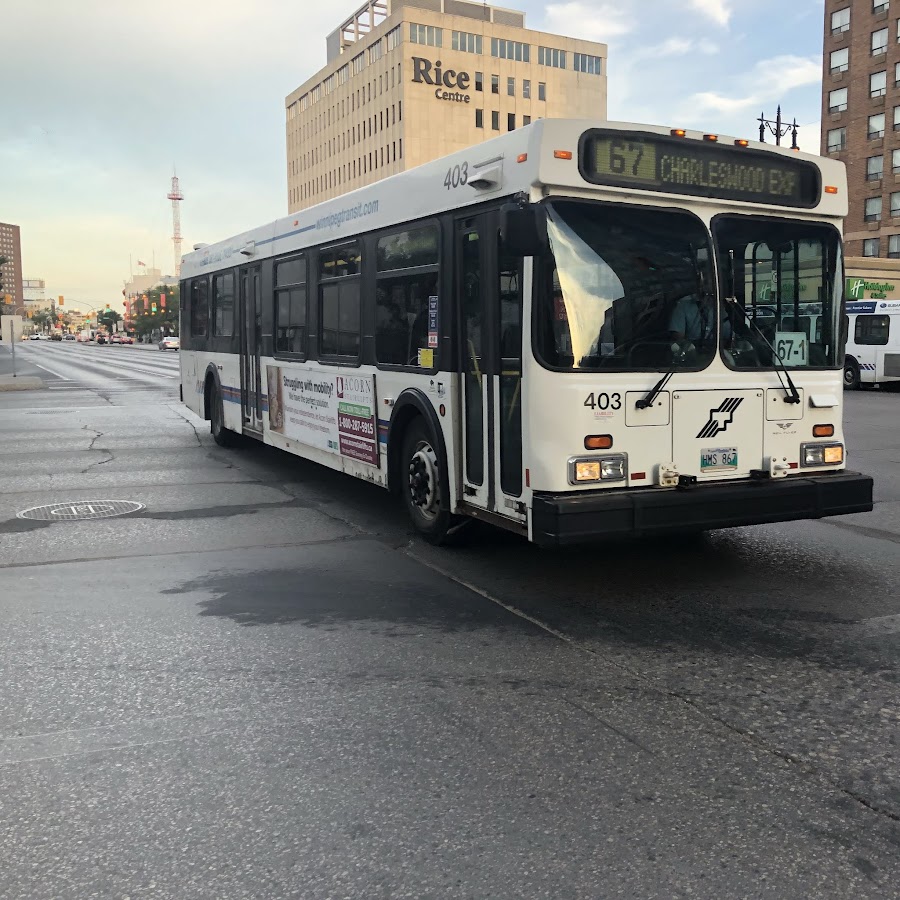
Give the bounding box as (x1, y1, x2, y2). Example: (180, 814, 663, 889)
(132, 285, 179, 339)
(98, 309, 122, 333)
(32, 311, 52, 332)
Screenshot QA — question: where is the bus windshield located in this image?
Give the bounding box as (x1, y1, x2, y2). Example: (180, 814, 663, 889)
(713, 215, 843, 370)
(535, 200, 717, 372)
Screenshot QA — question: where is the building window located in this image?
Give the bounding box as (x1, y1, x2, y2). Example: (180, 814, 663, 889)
(507, 113, 515, 131)
(874, 0, 889, 13)
(491, 74, 499, 94)
(274, 256, 307, 356)
(573, 53, 602, 74)
(865, 196, 882, 221)
(212, 273, 234, 337)
(491, 37, 529, 61)
(491, 110, 499, 131)
(893, 149, 900, 172)
(523, 79, 531, 99)
(452, 30, 482, 54)
(867, 154, 884, 180)
(409, 23, 442, 47)
(829, 87, 848, 112)
(375, 225, 440, 367)
(830, 47, 849, 73)
(831, 7, 850, 33)
(869, 112, 886, 138)
(319, 243, 361, 358)
(386, 25, 401, 51)
(872, 28, 888, 54)
(890, 234, 900, 257)
(827, 126, 846, 152)
(896, 62, 900, 85)
(538, 46, 566, 68)
(476, 108, 483, 128)
(871, 70, 887, 97)
(863, 238, 880, 257)
(892, 192, 900, 216)
(523, 115, 531, 125)
(538, 82, 546, 101)
(368, 40, 383, 63)
(507, 76, 515, 96)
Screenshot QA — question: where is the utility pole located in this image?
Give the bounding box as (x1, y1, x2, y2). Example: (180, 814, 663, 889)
(758, 106, 799, 149)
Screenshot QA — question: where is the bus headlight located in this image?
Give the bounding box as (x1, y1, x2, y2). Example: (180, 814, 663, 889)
(801, 442, 843, 467)
(569, 454, 627, 484)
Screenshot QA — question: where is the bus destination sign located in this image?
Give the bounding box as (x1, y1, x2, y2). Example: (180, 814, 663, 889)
(579, 130, 820, 208)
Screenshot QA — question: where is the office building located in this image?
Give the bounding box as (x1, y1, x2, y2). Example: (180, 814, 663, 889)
(285, 0, 607, 212)
(0, 222, 23, 307)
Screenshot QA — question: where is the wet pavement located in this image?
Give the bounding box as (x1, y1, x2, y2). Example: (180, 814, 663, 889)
(1, 341, 899, 899)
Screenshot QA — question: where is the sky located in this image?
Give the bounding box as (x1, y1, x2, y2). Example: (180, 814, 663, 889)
(1, 0, 826, 312)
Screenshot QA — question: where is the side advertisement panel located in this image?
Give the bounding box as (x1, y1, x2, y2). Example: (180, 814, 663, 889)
(266, 365, 379, 467)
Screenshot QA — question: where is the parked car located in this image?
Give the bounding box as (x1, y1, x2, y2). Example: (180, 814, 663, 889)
(121, 335, 134, 345)
(158, 336, 180, 351)
(96, 335, 108, 345)
(109, 335, 123, 345)
(29, 333, 42, 341)
(50, 333, 63, 342)
(63, 334, 76, 341)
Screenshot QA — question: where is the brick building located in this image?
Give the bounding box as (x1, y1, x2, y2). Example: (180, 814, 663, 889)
(821, 0, 900, 258)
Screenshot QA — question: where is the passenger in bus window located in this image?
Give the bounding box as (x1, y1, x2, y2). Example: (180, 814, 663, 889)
(669, 291, 731, 349)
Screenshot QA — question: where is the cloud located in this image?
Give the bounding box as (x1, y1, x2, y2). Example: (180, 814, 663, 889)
(689, 54, 821, 114)
(542, 1, 633, 41)
(644, 37, 720, 58)
(687, 0, 732, 26)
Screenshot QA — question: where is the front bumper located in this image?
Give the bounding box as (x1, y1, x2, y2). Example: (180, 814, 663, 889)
(531, 471, 874, 546)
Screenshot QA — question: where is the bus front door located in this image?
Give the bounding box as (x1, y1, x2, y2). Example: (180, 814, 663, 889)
(457, 217, 526, 530)
(239, 265, 263, 432)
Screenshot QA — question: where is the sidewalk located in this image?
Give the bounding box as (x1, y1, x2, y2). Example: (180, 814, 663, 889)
(0, 343, 45, 390)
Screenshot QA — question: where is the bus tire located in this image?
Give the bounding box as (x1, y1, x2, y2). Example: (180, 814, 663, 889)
(843, 358, 860, 391)
(209, 382, 240, 448)
(401, 418, 454, 544)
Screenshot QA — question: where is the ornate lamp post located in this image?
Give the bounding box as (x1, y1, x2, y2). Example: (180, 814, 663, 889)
(758, 106, 799, 150)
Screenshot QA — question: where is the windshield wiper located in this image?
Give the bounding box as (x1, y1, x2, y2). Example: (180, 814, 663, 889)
(725, 250, 801, 404)
(636, 365, 677, 409)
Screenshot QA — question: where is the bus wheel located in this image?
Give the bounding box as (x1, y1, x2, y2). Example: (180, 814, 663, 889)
(210, 383, 240, 448)
(843, 359, 860, 391)
(402, 419, 453, 544)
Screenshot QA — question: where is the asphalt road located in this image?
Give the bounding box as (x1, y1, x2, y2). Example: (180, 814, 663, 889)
(1, 341, 899, 899)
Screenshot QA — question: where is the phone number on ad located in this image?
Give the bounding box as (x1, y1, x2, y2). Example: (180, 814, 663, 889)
(339, 416, 375, 436)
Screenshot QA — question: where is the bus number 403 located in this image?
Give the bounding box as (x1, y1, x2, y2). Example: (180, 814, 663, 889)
(443, 163, 469, 189)
(584, 392, 622, 411)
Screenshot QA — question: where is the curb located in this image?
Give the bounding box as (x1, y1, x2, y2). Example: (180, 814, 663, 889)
(0, 376, 45, 392)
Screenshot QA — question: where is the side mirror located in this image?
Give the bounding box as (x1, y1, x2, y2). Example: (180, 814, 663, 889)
(500, 203, 547, 257)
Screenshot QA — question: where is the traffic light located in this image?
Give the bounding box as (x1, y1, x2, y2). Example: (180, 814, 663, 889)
(58, 297, 64, 306)
(151, 303, 157, 313)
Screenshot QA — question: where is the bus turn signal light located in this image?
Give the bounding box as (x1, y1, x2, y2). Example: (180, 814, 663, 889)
(554, 150, 573, 160)
(734, 139, 750, 147)
(670, 129, 687, 137)
(703, 134, 718, 142)
(584, 435, 613, 450)
(825, 186, 839, 194)
(813, 424, 834, 437)
(517, 153, 528, 163)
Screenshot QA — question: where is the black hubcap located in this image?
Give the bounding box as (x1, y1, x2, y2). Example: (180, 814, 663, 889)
(409, 457, 430, 507)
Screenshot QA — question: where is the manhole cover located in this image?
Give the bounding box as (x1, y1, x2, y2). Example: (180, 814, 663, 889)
(17, 500, 145, 522)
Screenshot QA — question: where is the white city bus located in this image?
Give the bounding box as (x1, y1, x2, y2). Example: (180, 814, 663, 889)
(178, 119, 872, 545)
(844, 299, 900, 390)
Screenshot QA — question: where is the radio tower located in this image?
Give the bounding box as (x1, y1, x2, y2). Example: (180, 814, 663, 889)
(167, 170, 184, 276)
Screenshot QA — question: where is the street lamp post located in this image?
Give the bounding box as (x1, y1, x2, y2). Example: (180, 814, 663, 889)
(758, 106, 799, 150)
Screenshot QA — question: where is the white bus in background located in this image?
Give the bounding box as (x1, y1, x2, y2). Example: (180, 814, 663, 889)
(843, 300, 900, 390)
(178, 119, 872, 546)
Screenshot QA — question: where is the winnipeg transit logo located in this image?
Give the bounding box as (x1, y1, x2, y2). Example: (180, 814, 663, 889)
(412, 57, 471, 103)
(697, 398, 743, 439)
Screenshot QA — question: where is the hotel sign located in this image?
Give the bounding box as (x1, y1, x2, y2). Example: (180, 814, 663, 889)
(412, 57, 471, 103)
(846, 278, 897, 300)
